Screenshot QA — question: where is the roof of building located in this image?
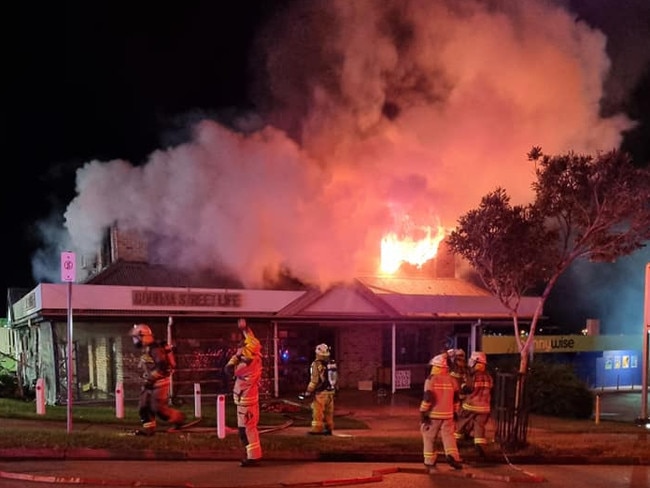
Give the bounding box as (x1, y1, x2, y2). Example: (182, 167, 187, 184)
(9, 261, 539, 326)
(357, 275, 492, 296)
(84, 259, 244, 289)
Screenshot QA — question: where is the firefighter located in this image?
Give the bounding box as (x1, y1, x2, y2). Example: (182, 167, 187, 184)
(447, 348, 468, 392)
(447, 348, 470, 437)
(299, 343, 338, 435)
(420, 353, 463, 470)
(454, 351, 493, 459)
(224, 318, 263, 467)
(130, 323, 185, 435)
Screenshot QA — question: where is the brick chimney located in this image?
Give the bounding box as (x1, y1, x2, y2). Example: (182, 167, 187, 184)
(110, 226, 148, 262)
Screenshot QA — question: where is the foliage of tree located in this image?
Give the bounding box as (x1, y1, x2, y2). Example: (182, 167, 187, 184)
(448, 147, 650, 374)
(446, 187, 558, 349)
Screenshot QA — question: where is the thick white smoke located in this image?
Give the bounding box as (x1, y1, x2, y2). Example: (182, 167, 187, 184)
(57, 0, 633, 288)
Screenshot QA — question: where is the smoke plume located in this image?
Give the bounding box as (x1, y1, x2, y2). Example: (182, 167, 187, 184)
(51, 0, 636, 290)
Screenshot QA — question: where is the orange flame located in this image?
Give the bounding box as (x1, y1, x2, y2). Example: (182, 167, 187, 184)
(380, 225, 448, 274)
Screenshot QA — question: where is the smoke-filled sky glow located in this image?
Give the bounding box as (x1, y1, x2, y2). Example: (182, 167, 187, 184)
(61, 0, 633, 285)
(6, 0, 650, 333)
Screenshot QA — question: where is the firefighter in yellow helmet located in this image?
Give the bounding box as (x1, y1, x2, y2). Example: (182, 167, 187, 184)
(299, 343, 338, 435)
(454, 351, 493, 459)
(129, 323, 185, 435)
(224, 318, 263, 467)
(420, 353, 463, 470)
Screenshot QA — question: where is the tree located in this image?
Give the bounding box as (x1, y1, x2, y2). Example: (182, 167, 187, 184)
(448, 147, 650, 374)
(447, 147, 650, 448)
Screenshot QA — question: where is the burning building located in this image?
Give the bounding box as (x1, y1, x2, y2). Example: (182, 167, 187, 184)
(8, 225, 538, 405)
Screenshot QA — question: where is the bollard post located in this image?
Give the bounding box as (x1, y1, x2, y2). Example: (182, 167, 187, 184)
(36, 378, 46, 415)
(217, 394, 226, 439)
(595, 394, 600, 424)
(194, 383, 202, 419)
(115, 382, 124, 419)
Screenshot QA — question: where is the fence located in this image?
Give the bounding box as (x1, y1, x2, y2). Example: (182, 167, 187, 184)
(493, 371, 530, 451)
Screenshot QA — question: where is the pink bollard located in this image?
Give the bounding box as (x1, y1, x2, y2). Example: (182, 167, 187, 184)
(194, 383, 202, 418)
(115, 382, 124, 419)
(217, 394, 226, 439)
(36, 378, 46, 415)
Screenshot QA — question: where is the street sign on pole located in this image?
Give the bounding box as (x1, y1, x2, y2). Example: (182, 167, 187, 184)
(638, 262, 650, 425)
(61, 251, 76, 433)
(645, 262, 650, 331)
(60, 251, 76, 282)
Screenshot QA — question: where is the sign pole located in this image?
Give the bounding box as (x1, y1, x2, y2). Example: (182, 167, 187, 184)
(61, 251, 76, 434)
(167, 316, 174, 405)
(637, 263, 650, 425)
(67, 281, 73, 433)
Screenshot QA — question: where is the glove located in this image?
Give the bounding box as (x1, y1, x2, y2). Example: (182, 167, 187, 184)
(298, 391, 311, 400)
(420, 412, 431, 425)
(224, 364, 234, 377)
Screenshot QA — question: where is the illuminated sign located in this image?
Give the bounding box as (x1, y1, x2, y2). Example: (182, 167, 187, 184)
(132, 290, 242, 308)
(482, 335, 640, 354)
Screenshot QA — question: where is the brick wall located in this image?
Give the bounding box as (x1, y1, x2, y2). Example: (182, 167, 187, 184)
(338, 325, 383, 389)
(110, 226, 148, 262)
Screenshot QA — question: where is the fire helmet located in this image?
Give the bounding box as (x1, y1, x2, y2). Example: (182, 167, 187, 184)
(240, 336, 262, 360)
(447, 348, 466, 361)
(130, 323, 153, 347)
(315, 343, 331, 358)
(468, 351, 487, 368)
(430, 354, 449, 369)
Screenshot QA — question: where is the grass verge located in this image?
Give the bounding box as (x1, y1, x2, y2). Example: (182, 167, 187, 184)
(0, 398, 648, 459)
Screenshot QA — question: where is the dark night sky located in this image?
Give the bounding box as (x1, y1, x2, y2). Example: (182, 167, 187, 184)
(4, 1, 650, 333)
(5, 1, 280, 294)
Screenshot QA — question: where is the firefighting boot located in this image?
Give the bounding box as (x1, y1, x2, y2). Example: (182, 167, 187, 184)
(134, 428, 155, 436)
(134, 420, 156, 436)
(168, 410, 186, 430)
(446, 455, 463, 470)
(240, 458, 262, 467)
(475, 444, 487, 460)
(423, 461, 437, 473)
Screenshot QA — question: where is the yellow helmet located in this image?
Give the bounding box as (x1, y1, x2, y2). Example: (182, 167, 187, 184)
(240, 336, 261, 360)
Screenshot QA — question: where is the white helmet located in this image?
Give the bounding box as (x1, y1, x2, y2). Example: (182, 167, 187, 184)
(469, 351, 487, 368)
(430, 354, 449, 369)
(315, 343, 330, 357)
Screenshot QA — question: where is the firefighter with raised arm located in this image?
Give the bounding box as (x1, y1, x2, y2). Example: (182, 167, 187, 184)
(299, 343, 338, 435)
(130, 323, 185, 435)
(420, 353, 463, 471)
(454, 351, 493, 459)
(224, 318, 263, 467)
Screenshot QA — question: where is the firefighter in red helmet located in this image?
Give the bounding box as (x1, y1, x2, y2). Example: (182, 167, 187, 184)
(129, 323, 185, 435)
(224, 318, 263, 467)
